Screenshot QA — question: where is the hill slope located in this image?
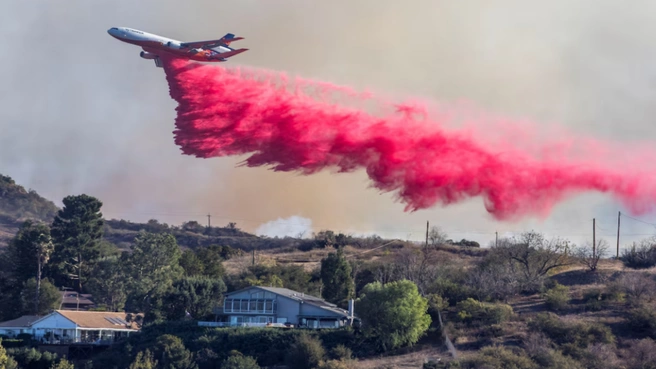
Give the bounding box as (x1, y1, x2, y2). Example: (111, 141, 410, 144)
(0, 174, 59, 247)
(0, 173, 333, 253)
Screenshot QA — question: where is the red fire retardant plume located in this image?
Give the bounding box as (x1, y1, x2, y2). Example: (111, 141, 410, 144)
(162, 57, 656, 221)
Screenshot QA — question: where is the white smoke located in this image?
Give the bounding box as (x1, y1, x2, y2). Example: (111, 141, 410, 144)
(255, 216, 313, 238)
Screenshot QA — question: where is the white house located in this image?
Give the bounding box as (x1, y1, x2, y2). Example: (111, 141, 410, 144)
(206, 286, 356, 328)
(28, 310, 141, 345)
(0, 315, 42, 337)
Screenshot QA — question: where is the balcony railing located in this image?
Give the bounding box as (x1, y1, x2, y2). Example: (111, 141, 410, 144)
(198, 321, 291, 328)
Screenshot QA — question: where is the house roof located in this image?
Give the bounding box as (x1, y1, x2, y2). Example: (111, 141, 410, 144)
(52, 310, 141, 330)
(227, 286, 351, 317)
(0, 315, 42, 328)
(60, 291, 95, 306)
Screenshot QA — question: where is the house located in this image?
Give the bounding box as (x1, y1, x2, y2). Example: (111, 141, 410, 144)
(207, 286, 356, 328)
(59, 290, 96, 311)
(29, 310, 141, 345)
(0, 315, 42, 337)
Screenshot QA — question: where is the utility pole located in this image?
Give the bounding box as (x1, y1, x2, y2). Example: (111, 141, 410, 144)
(495, 231, 498, 247)
(252, 249, 255, 266)
(207, 214, 211, 228)
(425, 221, 429, 248)
(617, 211, 621, 258)
(593, 218, 596, 257)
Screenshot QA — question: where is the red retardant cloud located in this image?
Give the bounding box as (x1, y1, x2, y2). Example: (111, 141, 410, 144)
(162, 57, 656, 221)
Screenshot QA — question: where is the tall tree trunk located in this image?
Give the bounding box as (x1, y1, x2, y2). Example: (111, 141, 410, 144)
(35, 258, 42, 314)
(78, 252, 83, 293)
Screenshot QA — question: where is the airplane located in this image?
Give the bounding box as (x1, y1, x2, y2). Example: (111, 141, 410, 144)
(107, 27, 248, 67)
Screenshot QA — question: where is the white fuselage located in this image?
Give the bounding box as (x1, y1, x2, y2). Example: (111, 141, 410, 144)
(107, 27, 231, 55)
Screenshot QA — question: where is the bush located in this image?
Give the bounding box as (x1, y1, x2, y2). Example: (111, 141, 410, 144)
(318, 359, 359, 369)
(285, 333, 326, 369)
(543, 282, 569, 311)
(457, 346, 537, 369)
(613, 272, 656, 305)
(624, 338, 656, 369)
(330, 345, 353, 361)
(626, 305, 656, 338)
(621, 241, 656, 269)
(6, 347, 59, 369)
(455, 298, 513, 326)
(583, 288, 607, 311)
(528, 313, 615, 348)
(221, 352, 261, 369)
(431, 278, 474, 306)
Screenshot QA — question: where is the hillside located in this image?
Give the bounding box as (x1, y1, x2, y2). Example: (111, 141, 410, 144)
(0, 174, 369, 254)
(0, 174, 59, 247)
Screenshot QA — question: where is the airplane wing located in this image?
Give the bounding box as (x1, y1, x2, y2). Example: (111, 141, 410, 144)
(180, 33, 244, 49)
(209, 48, 249, 60)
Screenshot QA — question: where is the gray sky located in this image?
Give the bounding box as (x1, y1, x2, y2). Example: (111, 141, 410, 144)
(3, 0, 656, 249)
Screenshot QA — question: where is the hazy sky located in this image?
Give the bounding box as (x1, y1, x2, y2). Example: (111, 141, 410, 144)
(3, 0, 656, 249)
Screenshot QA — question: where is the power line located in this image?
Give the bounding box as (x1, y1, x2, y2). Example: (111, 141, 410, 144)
(621, 213, 656, 228)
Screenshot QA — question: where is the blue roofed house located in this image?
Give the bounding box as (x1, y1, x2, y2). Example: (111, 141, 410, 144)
(204, 286, 356, 328)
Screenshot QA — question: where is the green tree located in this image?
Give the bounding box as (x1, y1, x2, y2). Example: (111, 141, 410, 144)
(124, 232, 183, 320)
(179, 250, 203, 276)
(320, 248, 354, 308)
(6, 221, 54, 314)
(49, 195, 104, 292)
(179, 246, 226, 279)
(285, 333, 326, 369)
(129, 349, 158, 369)
(50, 358, 75, 369)
(221, 352, 261, 369)
(0, 338, 7, 369)
(163, 277, 226, 320)
(153, 334, 198, 369)
(87, 256, 129, 311)
(357, 280, 432, 351)
(20, 278, 62, 315)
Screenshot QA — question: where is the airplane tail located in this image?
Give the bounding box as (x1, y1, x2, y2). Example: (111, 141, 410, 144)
(221, 33, 244, 47)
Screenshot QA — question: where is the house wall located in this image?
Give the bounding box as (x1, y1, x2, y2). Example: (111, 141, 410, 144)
(31, 313, 77, 340)
(275, 295, 301, 324)
(221, 288, 347, 327)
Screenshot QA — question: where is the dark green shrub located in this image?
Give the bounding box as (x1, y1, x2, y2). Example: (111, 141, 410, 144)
(431, 278, 474, 306)
(626, 305, 656, 338)
(543, 283, 569, 311)
(528, 313, 615, 348)
(285, 333, 326, 369)
(621, 242, 656, 269)
(583, 288, 607, 311)
(455, 298, 513, 326)
(221, 352, 261, 369)
(458, 346, 537, 369)
(330, 345, 353, 360)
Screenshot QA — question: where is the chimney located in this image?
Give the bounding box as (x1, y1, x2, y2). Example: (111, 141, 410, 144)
(348, 299, 354, 319)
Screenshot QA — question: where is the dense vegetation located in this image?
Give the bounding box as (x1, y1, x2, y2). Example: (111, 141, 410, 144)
(5, 173, 656, 368)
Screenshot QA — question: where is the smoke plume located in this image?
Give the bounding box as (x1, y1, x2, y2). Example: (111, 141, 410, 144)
(256, 216, 313, 238)
(162, 57, 656, 221)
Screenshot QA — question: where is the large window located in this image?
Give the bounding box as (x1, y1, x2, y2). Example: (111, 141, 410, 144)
(224, 298, 276, 314)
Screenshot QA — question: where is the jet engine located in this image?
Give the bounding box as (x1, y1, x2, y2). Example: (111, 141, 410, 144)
(165, 41, 183, 49)
(140, 51, 158, 59)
